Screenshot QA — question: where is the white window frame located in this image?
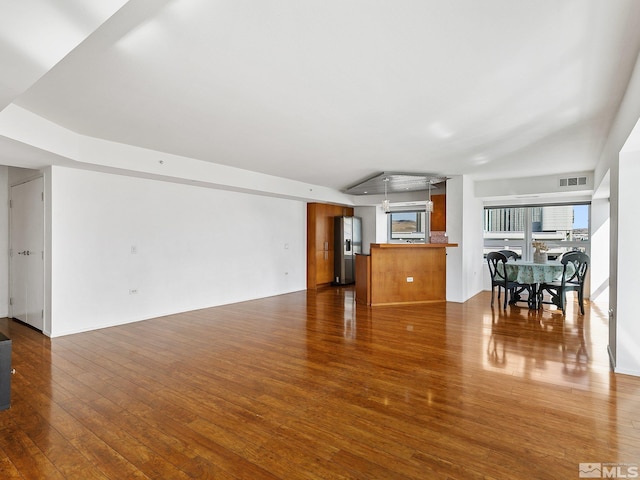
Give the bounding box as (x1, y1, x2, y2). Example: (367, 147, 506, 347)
(483, 203, 590, 261)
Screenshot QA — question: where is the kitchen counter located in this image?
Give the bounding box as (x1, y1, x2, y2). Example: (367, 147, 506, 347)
(356, 243, 458, 306)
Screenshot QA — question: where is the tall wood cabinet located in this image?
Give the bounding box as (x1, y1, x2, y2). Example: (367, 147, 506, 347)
(307, 203, 354, 289)
(431, 194, 446, 232)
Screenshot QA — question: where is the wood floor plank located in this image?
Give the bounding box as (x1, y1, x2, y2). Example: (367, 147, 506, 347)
(0, 423, 67, 480)
(0, 454, 23, 480)
(0, 289, 638, 479)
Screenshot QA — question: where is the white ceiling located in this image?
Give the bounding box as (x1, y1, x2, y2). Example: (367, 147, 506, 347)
(3, 0, 640, 192)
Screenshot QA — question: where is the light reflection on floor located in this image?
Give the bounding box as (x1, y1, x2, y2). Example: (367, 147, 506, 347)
(481, 297, 611, 391)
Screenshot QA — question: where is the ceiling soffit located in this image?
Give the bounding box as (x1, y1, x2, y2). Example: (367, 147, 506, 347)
(345, 172, 448, 195)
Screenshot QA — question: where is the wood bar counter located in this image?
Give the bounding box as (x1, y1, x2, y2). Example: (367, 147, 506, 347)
(356, 243, 457, 306)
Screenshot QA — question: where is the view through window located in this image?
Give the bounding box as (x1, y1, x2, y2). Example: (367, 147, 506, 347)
(484, 203, 590, 260)
(388, 211, 427, 242)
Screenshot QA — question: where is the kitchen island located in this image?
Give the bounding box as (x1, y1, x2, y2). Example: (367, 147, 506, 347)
(355, 243, 458, 306)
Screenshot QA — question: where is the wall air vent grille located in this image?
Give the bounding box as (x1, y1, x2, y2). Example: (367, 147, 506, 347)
(559, 176, 587, 187)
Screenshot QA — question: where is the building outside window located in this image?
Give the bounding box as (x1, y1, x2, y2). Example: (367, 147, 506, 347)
(484, 203, 590, 260)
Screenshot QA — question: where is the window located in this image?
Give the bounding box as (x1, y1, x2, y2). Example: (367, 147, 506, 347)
(484, 203, 590, 260)
(388, 211, 426, 242)
(484, 207, 526, 257)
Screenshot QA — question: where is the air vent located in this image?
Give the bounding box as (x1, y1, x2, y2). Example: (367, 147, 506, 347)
(559, 176, 587, 187)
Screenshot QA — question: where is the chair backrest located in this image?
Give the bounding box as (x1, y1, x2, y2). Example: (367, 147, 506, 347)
(487, 252, 509, 283)
(560, 251, 589, 286)
(498, 250, 519, 260)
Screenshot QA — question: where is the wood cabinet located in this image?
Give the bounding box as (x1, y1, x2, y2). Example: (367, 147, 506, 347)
(356, 243, 457, 306)
(307, 195, 446, 290)
(431, 194, 446, 232)
(355, 254, 371, 305)
(307, 203, 354, 289)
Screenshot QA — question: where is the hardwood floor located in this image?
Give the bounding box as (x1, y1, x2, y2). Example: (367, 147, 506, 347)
(1, 288, 638, 479)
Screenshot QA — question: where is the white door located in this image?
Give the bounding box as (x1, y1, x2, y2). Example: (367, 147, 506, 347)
(10, 177, 44, 331)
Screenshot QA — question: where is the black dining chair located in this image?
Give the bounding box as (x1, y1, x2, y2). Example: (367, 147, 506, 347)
(497, 250, 533, 307)
(537, 251, 589, 315)
(487, 252, 525, 309)
(498, 249, 519, 260)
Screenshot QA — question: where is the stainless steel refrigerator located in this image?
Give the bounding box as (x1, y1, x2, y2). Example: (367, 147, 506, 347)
(334, 216, 362, 285)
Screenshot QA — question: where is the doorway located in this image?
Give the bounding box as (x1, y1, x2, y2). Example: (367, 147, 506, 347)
(9, 177, 44, 331)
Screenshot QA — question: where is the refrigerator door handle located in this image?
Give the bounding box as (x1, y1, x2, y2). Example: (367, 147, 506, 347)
(345, 239, 351, 252)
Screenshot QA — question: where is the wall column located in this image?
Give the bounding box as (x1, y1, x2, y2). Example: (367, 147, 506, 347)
(614, 149, 640, 376)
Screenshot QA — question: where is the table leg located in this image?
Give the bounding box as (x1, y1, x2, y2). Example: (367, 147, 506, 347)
(528, 283, 538, 309)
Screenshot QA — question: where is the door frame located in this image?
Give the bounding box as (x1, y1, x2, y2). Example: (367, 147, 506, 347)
(9, 175, 46, 332)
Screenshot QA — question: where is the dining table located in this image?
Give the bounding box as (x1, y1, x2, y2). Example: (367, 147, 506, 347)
(500, 259, 572, 309)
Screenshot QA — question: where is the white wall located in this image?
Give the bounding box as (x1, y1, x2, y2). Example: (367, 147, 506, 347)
(48, 166, 306, 337)
(0, 105, 355, 206)
(615, 151, 640, 376)
(8, 166, 42, 185)
(445, 175, 484, 303)
(375, 206, 389, 245)
(463, 177, 485, 300)
(608, 156, 620, 366)
(595, 52, 640, 190)
(354, 205, 378, 254)
(476, 171, 593, 199)
(589, 196, 610, 302)
(593, 51, 640, 373)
